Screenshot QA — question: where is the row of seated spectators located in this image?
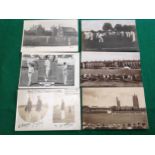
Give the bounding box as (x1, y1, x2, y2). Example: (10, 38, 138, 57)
(83, 122, 147, 130)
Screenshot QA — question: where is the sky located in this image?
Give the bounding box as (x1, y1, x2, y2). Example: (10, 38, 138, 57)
(18, 90, 78, 106)
(83, 87, 146, 108)
(57, 57, 74, 65)
(82, 20, 136, 31)
(82, 52, 140, 62)
(24, 20, 78, 31)
(22, 54, 75, 65)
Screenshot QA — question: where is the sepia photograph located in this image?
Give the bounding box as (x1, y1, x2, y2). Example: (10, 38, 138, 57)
(15, 89, 81, 131)
(82, 87, 148, 130)
(81, 52, 142, 87)
(53, 97, 75, 123)
(21, 20, 78, 52)
(82, 20, 139, 52)
(19, 52, 79, 88)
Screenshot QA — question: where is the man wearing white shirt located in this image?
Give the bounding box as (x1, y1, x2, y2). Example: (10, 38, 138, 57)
(62, 62, 68, 85)
(44, 56, 51, 82)
(27, 59, 35, 86)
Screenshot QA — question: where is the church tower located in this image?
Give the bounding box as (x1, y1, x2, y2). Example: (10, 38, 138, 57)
(133, 94, 139, 110)
(116, 97, 121, 110)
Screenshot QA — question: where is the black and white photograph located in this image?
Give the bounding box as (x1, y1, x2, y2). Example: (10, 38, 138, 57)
(21, 20, 78, 52)
(19, 52, 79, 88)
(82, 87, 148, 130)
(82, 20, 139, 52)
(81, 52, 142, 87)
(15, 89, 81, 131)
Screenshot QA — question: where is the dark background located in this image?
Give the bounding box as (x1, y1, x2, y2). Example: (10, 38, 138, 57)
(0, 19, 155, 135)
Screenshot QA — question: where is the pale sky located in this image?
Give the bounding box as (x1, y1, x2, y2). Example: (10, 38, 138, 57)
(22, 54, 75, 65)
(24, 20, 78, 31)
(82, 52, 140, 62)
(58, 57, 74, 65)
(82, 20, 136, 31)
(83, 87, 146, 108)
(18, 90, 78, 106)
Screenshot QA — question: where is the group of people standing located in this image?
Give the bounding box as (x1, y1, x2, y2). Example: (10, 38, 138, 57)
(25, 96, 42, 112)
(81, 73, 141, 82)
(82, 30, 136, 43)
(83, 122, 147, 130)
(27, 56, 68, 86)
(82, 29, 137, 50)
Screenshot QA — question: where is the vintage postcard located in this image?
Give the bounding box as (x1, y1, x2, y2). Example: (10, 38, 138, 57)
(15, 89, 81, 131)
(21, 20, 78, 52)
(81, 52, 142, 87)
(82, 20, 139, 52)
(82, 87, 148, 130)
(19, 52, 79, 88)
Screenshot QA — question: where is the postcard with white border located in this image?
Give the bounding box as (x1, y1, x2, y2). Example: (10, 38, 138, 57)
(18, 52, 80, 89)
(15, 89, 81, 131)
(21, 20, 79, 52)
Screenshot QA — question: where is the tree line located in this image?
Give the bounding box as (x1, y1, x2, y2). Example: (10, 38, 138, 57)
(92, 23, 136, 32)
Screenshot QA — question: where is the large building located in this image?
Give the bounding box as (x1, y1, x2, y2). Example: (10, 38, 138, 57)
(56, 26, 77, 37)
(25, 25, 77, 37)
(81, 60, 140, 69)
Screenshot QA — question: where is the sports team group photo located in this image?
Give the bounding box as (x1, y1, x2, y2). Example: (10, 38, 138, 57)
(82, 20, 139, 52)
(19, 53, 78, 88)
